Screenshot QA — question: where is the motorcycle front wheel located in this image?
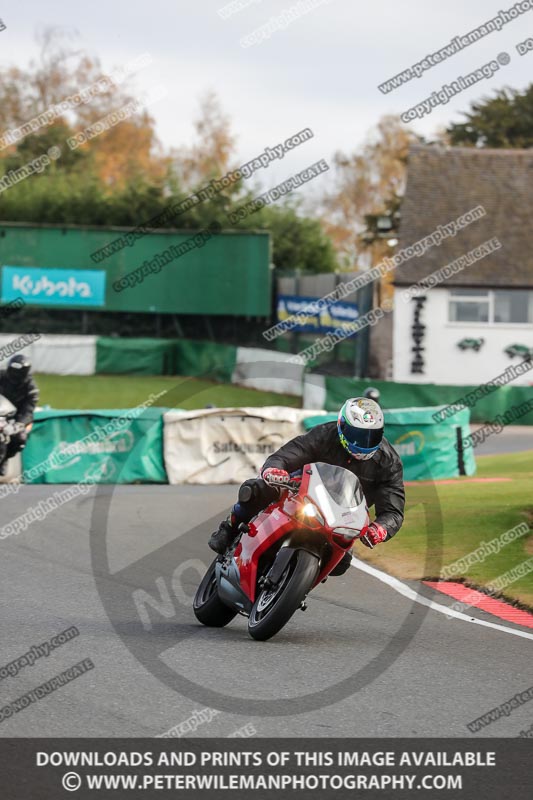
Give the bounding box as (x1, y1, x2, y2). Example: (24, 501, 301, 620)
(193, 558, 238, 627)
(248, 549, 319, 641)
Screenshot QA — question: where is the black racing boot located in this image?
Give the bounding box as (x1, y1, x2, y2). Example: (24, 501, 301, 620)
(329, 551, 353, 576)
(208, 516, 239, 555)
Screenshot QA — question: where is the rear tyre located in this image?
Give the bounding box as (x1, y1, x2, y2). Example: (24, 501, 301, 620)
(248, 550, 319, 641)
(193, 559, 238, 627)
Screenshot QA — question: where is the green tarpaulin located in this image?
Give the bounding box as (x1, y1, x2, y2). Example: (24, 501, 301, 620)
(302, 406, 475, 481)
(96, 337, 237, 381)
(173, 339, 237, 382)
(96, 338, 176, 376)
(322, 376, 533, 426)
(23, 408, 168, 484)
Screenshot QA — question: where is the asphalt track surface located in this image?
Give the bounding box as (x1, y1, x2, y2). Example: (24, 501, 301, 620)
(473, 425, 533, 456)
(1, 483, 532, 739)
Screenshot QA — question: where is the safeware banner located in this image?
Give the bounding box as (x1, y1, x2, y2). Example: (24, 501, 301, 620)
(163, 407, 323, 484)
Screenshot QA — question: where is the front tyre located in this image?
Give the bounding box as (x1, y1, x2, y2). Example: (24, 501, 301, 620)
(248, 550, 319, 641)
(193, 559, 238, 627)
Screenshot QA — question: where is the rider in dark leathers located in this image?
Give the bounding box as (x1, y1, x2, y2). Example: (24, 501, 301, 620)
(0, 355, 39, 473)
(209, 397, 405, 575)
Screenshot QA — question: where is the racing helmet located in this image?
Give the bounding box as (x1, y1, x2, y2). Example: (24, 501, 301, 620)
(337, 397, 384, 460)
(7, 354, 31, 383)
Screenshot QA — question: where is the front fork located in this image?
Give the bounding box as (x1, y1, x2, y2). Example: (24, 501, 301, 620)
(261, 541, 324, 591)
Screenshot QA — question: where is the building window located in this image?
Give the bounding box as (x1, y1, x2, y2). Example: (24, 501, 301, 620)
(493, 290, 533, 324)
(449, 290, 489, 323)
(448, 289, 533, 324)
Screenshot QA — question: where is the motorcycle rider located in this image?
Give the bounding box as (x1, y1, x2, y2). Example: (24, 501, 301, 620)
(363, 386, 381, 404)
(0, 354, 39, 474)
(209, 397, 405, 576)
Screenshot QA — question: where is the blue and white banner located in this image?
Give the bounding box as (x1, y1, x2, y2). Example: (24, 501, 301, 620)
(276, 294, 359, 334)
(2, 266, 106, 307)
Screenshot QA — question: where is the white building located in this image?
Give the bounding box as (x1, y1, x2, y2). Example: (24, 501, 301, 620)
(393, 145, 533, 386)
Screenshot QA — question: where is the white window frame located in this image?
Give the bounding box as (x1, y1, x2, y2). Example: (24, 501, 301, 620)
(447, 289, 533, 328)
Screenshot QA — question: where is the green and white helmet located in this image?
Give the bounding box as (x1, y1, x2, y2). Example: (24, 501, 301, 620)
(337, 397, 384, 460)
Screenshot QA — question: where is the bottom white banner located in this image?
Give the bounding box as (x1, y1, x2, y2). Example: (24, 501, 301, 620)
(163, 406, 324, 484)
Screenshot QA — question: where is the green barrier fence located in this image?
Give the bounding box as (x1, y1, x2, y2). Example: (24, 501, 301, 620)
(96, 337, 237, 381)
(22, 408, 168, 484)
(173, 339, 237, 382)
(321, 376, 533, 425)
(96, 338, 177, 376)
(275, 333, 357, 367)
(303, 406, 475, 481)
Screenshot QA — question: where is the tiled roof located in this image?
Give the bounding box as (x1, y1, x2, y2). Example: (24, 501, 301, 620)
(395, 145, 533, 287)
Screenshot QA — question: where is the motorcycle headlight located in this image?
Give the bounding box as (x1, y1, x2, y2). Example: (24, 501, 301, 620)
(300, 499, 325, 526)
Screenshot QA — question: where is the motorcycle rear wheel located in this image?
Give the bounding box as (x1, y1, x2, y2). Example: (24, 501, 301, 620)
(248, 550, 319, 641)
(193, 559, 238, 627)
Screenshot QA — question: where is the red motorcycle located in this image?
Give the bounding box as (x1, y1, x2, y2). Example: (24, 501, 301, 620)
(193, 462, 370, 641)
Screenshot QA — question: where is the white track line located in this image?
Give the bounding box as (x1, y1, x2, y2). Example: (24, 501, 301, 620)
(351, 556, 533, 642)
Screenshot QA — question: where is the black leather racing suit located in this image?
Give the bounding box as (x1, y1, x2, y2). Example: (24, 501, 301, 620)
(0, 370, 39, 459)
(234, 421, 405, 539)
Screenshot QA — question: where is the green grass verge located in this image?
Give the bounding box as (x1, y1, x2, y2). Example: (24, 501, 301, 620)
(360, 450, 533, 608)
(34, 373, 301, 411)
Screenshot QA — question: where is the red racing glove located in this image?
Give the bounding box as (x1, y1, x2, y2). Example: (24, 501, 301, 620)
(262, 467, 290, 486)
(361, 522, 388, 548)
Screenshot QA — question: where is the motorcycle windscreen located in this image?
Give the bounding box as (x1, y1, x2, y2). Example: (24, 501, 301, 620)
(306, 461, 368, 530)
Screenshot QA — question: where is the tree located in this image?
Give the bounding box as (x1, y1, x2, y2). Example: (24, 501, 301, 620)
(322, 115, 420, 267)
(446, 85, 533, 148)
(159, 90, 338, 271)
(0, 33, 338, 277)
(0, 28, 168, 189)
(172, 90, 237, 187)
(0, 28, 85, 131)
(257, 204, 338, 273)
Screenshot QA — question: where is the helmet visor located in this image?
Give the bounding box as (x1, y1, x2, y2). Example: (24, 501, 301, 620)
(339, 418, 383, 450)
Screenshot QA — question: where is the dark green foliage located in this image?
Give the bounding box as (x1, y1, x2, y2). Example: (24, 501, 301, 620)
(447, 85, 533, 149)
(0, 130, 337, 273)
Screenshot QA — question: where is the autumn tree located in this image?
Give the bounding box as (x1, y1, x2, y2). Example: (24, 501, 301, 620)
(0, 32, 337, 274)
(172, 90, 237, 186)
(164, 91, 337, 272)
(323, 116, 420, 263)
(0, 28, 168, 188)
